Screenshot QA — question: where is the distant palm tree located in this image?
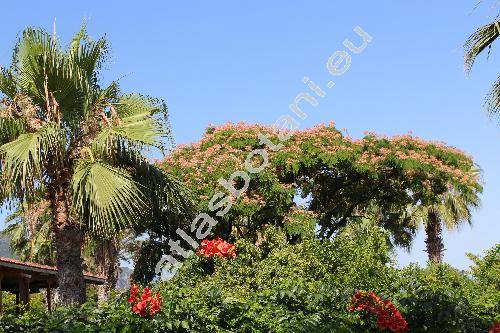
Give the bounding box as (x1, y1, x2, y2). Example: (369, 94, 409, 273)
(0, 26, 191, 305)
(2, 199, 55, 265)
(464, 7, 499, 119)
(83, 234, 127, 304)
(409, 185, 480, 263)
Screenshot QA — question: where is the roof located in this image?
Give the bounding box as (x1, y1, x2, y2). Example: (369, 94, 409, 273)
(0, 257, 106, 284)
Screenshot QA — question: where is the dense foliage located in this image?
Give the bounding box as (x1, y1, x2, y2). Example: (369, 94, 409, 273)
(134, 122, 481, 280)
(1, 226, 497, 332)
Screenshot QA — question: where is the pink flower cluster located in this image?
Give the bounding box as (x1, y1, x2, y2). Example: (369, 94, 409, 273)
(162, 121, 479, 201)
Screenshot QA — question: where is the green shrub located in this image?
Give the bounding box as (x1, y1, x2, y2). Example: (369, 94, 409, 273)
(0, 235, 497, 333)
(391, 245, 499, 332)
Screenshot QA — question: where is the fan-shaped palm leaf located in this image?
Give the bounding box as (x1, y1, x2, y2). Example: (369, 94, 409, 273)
(0, 122, 61, 196)
(133, 160, 194, 218)
(2, 201, 55, 264)
(0, 68, 18, 99)
(92, 94, 171, 156)
(0, 117, 26, 145)
(71, 159, 146, 236)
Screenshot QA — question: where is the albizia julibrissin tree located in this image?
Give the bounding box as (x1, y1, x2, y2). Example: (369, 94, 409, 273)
(0, 27, 191, 305)
(159, 122, 481, 263)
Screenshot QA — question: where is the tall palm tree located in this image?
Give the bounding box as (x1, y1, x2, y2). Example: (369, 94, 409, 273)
(408, 185, 480, 263)
(0, 26, 191, 305)
(464, 8, 499, 119)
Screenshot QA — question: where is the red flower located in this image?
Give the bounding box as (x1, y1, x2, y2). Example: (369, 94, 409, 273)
(196, 238, 237, 259)
(128, 284, 162, 318)
(349, 291, 408, 333)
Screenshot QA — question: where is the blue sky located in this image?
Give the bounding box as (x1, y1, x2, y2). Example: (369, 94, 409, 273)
(0, 1, 498, 269)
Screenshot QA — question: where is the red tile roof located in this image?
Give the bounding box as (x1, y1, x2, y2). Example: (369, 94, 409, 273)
(0, 256, 106, 282)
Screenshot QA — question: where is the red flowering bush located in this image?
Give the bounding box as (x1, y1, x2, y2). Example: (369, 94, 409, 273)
(196, 238, 237, 258)
(128, 284, 162, 317)
(490, 323, 500, 333)
(349, 291, 408, 333)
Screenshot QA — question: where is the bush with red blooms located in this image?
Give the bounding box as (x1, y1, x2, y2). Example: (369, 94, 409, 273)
(196, 237, 237, 258)
(349, 291, 408, 333)
(128, 284, 162, 318)
(490, 323, 500, 333)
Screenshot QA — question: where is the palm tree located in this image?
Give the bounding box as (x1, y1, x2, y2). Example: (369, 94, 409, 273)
(0, 26, 191, 305)
(83, 235, 124, 304)
(464, 8, 499, 119)
(94, 238, 120, 304)
(408, 186, 480, 263)
(2, 199, 55, 265)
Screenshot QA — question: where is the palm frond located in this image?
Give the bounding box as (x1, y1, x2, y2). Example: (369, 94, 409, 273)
(13, 28, 62, 102)
(12, 27, 109, 129)
(0, 116, 26, 145)
(31, 220, 55, 263)
(70, 23, 88, 55)
(2, 218, 29, 258)
(71, 159, 146, 236)
(0, 67, 18, 98)
(0, 122, 61, 196)
(2, 203, 55, 264)
(89, 81, 119, 113)
(133, 160, 194, 218)
(464, 21, 499, 74)
(70, 34, 109, 81)
(485, 75, 500, 119)
(92, 94, 171, 154)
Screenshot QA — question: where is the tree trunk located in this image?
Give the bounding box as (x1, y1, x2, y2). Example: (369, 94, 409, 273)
(54, 227, 86, 305)
(49, 166, 86, 306)
(96, 239, 119, 304)
(425, 210, 444, 264)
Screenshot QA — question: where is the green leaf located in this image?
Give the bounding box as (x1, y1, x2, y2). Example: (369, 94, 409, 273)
(464, 21, 500, 74)
(180, 320, 190, 329)
(0, 122, 60, 195)
(0, 117, 26, 145)
(71, 159, 146, 236)
(92, 94, 171, 154)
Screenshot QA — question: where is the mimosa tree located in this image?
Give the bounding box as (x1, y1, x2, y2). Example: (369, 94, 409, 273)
(156, 122, 481, 271)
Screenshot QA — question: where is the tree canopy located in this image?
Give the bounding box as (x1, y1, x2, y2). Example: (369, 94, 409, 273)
(158, 122, 480, 246)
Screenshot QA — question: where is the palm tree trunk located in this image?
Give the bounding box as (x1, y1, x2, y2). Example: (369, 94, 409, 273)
(96, 239, 119, 304)
(49, 167, 86, 306)
(425, 210, 444, 264)
(54, 227, 86, 305)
